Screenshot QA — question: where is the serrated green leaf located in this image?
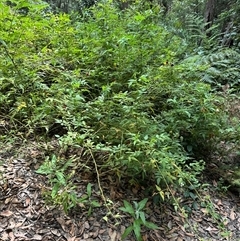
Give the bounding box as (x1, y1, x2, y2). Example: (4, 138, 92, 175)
(121, 226, 133, 240)
(87, 183, 92, 197)
(133, 200, 138, 210)
(144, 221, 158, 229)
(119, 207, 128, 212)
(133, 220, 142, 241)
(87, 206, 92, 216)
(91, 200, 101, 207)
(62, 159, 73, 171)
(139, 212, 146, 225)
(36, 164, 52, 175)
(78, 195, 88, 203)
(120, 200, 135, 216)
(0, 39, 7, 48)
(51, 155, 57, 165)
(138, 198, 148, 210)
(56, 171, 66, 185)
(51, 183, 59, 198)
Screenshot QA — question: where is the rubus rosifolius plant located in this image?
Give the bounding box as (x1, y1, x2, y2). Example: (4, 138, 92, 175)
(36, 154, 101, 214)
(1, 0, 239, 216)
(157, 80, 232, 160)
(119, 198, 158, 241)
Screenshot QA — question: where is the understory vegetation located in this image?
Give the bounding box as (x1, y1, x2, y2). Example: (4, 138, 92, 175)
(0, 0, 240, 239)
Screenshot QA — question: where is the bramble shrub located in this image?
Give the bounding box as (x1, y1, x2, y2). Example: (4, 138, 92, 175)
(1, 0, 239, 212)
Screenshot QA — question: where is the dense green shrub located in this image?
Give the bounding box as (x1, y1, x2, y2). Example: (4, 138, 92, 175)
(0, 0, 239, 210)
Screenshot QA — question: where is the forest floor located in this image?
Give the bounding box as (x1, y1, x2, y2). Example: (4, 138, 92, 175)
(0, 139, 239, 241)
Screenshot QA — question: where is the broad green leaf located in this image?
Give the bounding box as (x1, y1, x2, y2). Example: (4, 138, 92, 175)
(62, 159, 73, 171)
(78, 195, 88, 203)
(137, 198, 148, 210)
(119, 200, 135, 216)
(51, 183, 59, 198)
(91, 200, 101, 207)
(87, 206, 92, 216)
(139, 211, 146, 225)
(133, 219, 142, 241)
(87, 183, 92, 197)
(145, 221, 158, 229)
(0, 39, 7, 48)
(36, 164, 52, 175)
(56, 171, 66, 185)
(63, 202, 68, 214)
(121, 226, 133, 240)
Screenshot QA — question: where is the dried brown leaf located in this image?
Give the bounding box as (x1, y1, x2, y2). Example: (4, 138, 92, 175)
(51, 229, 61, 236)
(0, 210, 13, 217)
(99, 229, 106, 234)
(167, 220, 172, 229)
(200, 208, 208, 214)
(84, 221, 90, 229)
(31, 234, 43, 240)
(1, 231, 9, 240)
(56, 217, 68, 232)
(14, 230, 28, 238)
(8, 231, 14, 241)
(185, 232, 195, 237)
(83, 233, 89, 239)
(24, 197, 31, 207)
(230, 208, 236, 220)
(110, 229, 117, 241)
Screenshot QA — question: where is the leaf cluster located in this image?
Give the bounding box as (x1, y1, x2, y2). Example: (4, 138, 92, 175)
(119, 198, 158, 241)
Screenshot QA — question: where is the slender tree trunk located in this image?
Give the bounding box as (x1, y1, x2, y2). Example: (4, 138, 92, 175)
(204, 0, 215, 34)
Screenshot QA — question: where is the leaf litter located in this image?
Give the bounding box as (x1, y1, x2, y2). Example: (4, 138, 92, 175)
(0, 140, 239, 241)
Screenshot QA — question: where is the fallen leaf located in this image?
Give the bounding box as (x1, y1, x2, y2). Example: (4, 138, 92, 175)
(1, 231, 9, 240)
(205, 226, 218, 232)
(200, 208, 208, 214)
(14, 230, 27, 238)
(177, 238, 183, 241)
(24, 197, 31, 207)
(167, 220, 172, 229)
(83, 233, 89, 239)
(110, 230, 117, 241)
(0, 210, 13, 217)
(185, 232, 195, 237)
(51, 229, 61, 236)
(31, 234, 42, 240)
(230, 209, 235, 220)
(9, 231, 14, 241)
(56, 217, 68, 232)
(84, 221, 90, 229)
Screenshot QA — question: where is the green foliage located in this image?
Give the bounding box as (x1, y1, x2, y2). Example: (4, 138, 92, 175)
(176, 46, 240, 90)
(36, 155, 101, 213)
(201, 49, 240, 88)
(0, 0, 239, 214)
(163, 2, 240, 90)
(78, 183, 101, 216)
(36, 154, 78, 212)
(119, 198, 158, 241)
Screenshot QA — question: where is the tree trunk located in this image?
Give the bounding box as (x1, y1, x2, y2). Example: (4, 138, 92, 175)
(204, 0, 215, 33)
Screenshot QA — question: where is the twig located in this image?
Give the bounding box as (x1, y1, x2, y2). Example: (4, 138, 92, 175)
(88, 148, 112, 215)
